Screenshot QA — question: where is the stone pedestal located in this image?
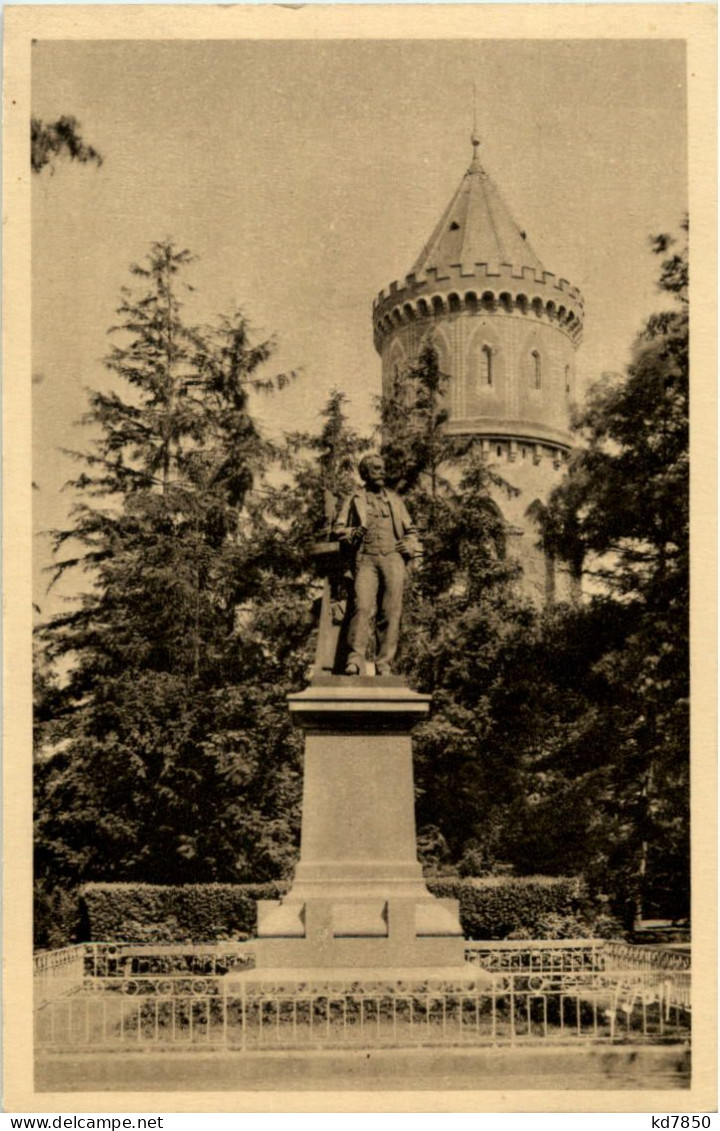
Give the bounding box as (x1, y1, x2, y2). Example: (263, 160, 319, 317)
(254, 677, 466, 970)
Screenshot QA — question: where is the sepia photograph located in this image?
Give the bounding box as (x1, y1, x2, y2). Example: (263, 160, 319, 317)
(3, 3, 716, 1114)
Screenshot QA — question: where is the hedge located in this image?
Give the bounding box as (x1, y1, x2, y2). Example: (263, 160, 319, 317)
(79, 876, 587, 943)
(79, 882, 289, 943)
(427, 876, 586, 939)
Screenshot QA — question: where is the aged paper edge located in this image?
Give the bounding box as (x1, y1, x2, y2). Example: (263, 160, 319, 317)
(3, 3, 717, 1114)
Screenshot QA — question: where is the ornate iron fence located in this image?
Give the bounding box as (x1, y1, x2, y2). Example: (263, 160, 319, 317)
(602, 940, 691, 973)
(34, 940, 690, 1052)
(34, 945, 87, 1006)
(464, 939, 604, 972)
(82, 942, 254, 981)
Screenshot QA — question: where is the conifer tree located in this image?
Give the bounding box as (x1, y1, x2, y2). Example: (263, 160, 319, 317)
(31, 115, 102, 175)
(34, 242, 304, 933)
(285, 388, 371, 540)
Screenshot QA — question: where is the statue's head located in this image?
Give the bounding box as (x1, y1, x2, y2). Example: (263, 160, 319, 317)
(358, 454, 386, 489)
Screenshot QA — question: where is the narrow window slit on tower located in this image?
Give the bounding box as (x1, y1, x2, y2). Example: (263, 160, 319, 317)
(480, 344, 493, 387)
(532, 350, 541, 389)
(449, 221, 460, 230)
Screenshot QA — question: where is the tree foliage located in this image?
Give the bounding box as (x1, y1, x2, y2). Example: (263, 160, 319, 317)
(378, 345, 536, 873)
(516, 220, 690, 921)
(34, 242, 307, 933)
(31, 115, 102, 175)
(34, 223, 690, 944)
(284, 388, 371, 540)
(375, 228, 689, 922)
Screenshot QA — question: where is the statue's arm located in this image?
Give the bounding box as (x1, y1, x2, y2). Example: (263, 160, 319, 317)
(333, 495, 365, 547)
(397, 497, 422, 561)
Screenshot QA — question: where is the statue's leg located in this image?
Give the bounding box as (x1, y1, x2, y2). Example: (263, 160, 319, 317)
(375, 553, 405, 672)
(346, 557, 379, 671)
(332, 571, 355, 673)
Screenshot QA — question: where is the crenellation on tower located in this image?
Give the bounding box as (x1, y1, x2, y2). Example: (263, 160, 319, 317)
(373, 137, 584, 604)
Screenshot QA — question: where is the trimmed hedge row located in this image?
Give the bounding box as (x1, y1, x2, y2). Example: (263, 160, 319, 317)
(79, 883, 288, 943)
(428, 876, 585, 940)
(80, 876, 586, 943)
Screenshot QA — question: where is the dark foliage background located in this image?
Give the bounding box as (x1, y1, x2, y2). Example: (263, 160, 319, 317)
(34, 224, 689, 946)
(76, 877, 605, 945)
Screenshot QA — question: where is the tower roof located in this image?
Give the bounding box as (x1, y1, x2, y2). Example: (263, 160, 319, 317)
(410, 136, 545, 277)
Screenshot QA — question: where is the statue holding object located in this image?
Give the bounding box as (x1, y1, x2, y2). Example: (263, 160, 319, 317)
(312, 454, 421, 679)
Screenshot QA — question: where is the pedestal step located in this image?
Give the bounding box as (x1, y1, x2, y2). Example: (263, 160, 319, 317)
(255, 896, 465, 969)
(224, 962, 492, 993)
(259, 679, 468, 973)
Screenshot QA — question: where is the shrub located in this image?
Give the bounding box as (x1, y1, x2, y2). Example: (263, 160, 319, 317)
(80, 882, 289, 943)
(34, 881, 82, 950)
(78, 876, 607, 943)
(427, 875, 589, 939)
(416, 825, 456, 875)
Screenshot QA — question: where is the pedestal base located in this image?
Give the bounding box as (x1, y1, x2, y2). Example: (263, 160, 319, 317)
(224, 963, 491, 994)
(256, 680, 467, 972)
(255, 896, 466, 969)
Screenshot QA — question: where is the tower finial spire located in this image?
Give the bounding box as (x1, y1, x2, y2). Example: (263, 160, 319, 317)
(470, 83, 481, 160)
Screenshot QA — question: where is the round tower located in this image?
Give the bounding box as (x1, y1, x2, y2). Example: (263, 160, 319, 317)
(372, 136, 584, 602)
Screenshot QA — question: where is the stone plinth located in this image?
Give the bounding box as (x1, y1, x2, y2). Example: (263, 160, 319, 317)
(254, 677, 466, 970)
(224, 965, 490, 996)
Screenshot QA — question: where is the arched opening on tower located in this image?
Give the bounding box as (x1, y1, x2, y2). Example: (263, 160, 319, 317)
(387, 341, 409, 405)
(480, 345, 493, 387)
(465, 326, 503, 417)
(452, 495, 509, 600)
(525, 498, 564, 605)
(477, 497, 508, 561)
(481, 291, 497, 313)
(429, 330, 452, 377)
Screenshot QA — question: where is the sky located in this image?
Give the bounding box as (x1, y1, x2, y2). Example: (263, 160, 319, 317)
(32, 37, 687, 616)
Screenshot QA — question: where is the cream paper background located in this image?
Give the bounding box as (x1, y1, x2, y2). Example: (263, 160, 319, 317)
(4, 2, 716, 1113)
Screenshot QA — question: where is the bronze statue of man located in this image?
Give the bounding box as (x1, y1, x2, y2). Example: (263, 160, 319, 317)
(333, 454, 420, 676)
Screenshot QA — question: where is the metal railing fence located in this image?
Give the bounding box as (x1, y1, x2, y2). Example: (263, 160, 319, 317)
(35, 968, 690, 1052)
(34, 939, 690, 1053)
(34, 945, 87, 1006)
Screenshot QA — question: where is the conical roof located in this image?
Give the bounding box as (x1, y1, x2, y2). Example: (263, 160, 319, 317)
(411, 137, 545, 277)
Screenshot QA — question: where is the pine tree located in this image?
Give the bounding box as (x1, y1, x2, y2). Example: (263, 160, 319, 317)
(285, 388, 371, 539)
(34, 241, 304, 926)
(31, 115, 102, 175)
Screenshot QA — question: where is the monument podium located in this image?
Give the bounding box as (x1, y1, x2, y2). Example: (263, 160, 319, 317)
(254, 677, 466, 971)
(235, 460, 483, 987)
